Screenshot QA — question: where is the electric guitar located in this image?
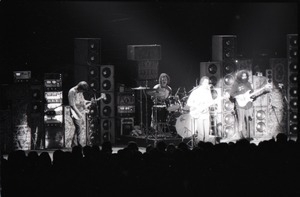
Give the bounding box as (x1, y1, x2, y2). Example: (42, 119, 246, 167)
(86, 93, 107, 108)
(72, 93, 106, 119)
(189, 93, 229, 118)
(234, 83, 272, 108)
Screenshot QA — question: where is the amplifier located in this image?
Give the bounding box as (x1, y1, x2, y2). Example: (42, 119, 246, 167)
(13, 71, 31, 83)
(44, 73, 62, 91)
(120, 118, 134, 136)
(117, 92, 135, 105)
(117, 105, 135, 115)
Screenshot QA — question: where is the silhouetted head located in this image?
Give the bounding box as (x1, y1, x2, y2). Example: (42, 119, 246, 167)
(77, 81, 89, 92)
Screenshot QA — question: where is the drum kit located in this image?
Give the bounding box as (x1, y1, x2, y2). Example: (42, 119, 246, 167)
(131, 85, 196, 140)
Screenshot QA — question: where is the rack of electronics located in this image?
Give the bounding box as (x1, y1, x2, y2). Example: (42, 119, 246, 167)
(44, 73, 64, 149)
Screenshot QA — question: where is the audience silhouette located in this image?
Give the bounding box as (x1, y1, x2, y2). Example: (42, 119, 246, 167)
(1, 133, 299, 197)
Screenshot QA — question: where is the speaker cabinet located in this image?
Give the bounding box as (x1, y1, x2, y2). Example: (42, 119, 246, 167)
(287, 34, 298, 138)
(120, 118, 134, 136)
(100, 118, 116, 144)
(253, 106, 268, 137)
(212, 35, 237, 62)
(74, 38, 101, 65)
(270, 58, 287, 86)
(100, 65, 115, 144)
(74, 38, 101, 94)
(0, 110, 12, 153)
(127, 44, 161, 60)
(200, 61, 222, 87)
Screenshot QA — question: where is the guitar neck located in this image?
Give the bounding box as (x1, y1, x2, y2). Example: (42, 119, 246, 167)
(249, 86, 266, 97)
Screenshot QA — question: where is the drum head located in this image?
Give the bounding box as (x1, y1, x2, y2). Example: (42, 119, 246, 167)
(175, 113, 193, 138)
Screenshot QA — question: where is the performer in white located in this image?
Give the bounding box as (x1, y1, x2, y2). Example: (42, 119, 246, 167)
(187, 76, 228, 143)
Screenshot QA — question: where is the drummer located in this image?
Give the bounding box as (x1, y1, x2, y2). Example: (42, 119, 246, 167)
(152, 73, 172, 104)
(150, 73, 172, 130)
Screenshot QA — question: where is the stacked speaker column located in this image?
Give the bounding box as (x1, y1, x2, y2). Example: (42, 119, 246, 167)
(212, 35, 237, 138)
(287, 34, 298, 139)
(199, 62, 223, 137)
(267, 58, 288, 136)
(73, 38, 101, 146)
(100, 65, 115, 144)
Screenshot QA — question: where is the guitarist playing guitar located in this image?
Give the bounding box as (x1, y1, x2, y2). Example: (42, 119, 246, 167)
(68, 81, 106, 147)
(230, 70, 271, 141)
(187, 76, 229, 143)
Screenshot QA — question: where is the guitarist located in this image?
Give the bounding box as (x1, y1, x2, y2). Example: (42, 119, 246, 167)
(230, 70, 254, 141)
(187, 76, 214, 143)
(68, 81, 106, 147)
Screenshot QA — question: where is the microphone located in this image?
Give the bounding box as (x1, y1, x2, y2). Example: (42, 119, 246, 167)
(195, 78, 198, 86)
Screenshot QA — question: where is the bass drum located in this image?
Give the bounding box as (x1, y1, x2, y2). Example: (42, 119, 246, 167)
(175, 113, 193, 138)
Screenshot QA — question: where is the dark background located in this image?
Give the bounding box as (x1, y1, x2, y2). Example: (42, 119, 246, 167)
(0, 1, 298, 104)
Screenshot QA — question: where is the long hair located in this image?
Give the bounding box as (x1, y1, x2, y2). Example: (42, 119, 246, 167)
(159, 73, 170, 84)
(77, 81, 89, 91)
(235, 70, 249, 83)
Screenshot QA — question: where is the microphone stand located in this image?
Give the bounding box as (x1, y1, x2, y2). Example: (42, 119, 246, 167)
(144, 80, 149, 143)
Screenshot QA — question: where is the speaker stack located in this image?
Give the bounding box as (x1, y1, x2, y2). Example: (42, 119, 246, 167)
(267, 58, 288, 135)
(252, 71, 270, 138)
(73, 38, 101, 146)
(199, 61, 223, 136)
(28, 81, 44, 149)
(100, 65, 116, 144)
(287, 34, 298, 139)
(11, 71, 32, 150)
(212, 35, 237, 138)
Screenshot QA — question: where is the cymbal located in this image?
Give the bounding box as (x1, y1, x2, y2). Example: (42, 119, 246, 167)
(131, 86, 150, 90)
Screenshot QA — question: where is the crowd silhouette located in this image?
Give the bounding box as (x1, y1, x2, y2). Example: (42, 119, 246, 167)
(1, 133, 299, 197)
